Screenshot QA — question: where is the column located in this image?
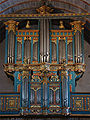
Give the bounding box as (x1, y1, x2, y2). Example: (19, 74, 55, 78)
(21, 70, 32, 114)
(58, 66, 70, 115)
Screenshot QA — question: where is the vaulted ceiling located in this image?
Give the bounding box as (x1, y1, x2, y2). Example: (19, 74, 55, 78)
(0, 0, 89, 14)
(0, 0, 90, 43)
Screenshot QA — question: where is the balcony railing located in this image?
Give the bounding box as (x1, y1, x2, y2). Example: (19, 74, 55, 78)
(0, 93, 20, 115)
(70, 92, 90, 115)
(0, 92, 90, 116)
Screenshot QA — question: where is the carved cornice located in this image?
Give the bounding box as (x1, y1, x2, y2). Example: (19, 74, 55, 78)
(4, 63, 86, 73)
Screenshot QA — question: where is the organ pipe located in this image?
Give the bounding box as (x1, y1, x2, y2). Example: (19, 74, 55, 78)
(4, 20, 19, 63)
(8, 30, 15, 63)
(52, 42, 57, 61)
(40, 19, 50, 62)
(17, 41, 22, 61)
(4, 18, 86, 116)
(24, 38, 31, 64)
(70, 21, 85, 63)
(61, 70, 69, 115)
(67, 42, 73, 61)
(22, 77, 29, 108)
(33, 42, 38, 61)
(59, 39, 66, 64)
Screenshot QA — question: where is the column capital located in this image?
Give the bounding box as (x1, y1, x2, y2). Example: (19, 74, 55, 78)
(4, 20, 19, 33)
(70, 21, 85, 33)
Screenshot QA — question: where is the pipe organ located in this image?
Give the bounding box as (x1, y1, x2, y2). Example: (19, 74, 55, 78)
(3, 18, 85, 116)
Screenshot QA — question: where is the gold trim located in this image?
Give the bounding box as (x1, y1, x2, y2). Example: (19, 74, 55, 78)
(70, 21, 85, 34)
(4, 20, 19, 34)
(36, 5, 53, 15)
(26, 21, 30, 28)
(59, 21, 65, 29)
(24, 36, 31, 41)
(17, 37, 22, 44)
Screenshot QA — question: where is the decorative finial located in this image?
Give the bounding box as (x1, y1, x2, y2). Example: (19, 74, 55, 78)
(24, 58, 27, 65)
(59, 21, 64, 29)
(26, 21, 30, 28)
(36, 5, 53, 14)
(36, 0, 53, 14)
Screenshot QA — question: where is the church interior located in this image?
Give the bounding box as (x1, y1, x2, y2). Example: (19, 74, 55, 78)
(0, 0, 90, 120)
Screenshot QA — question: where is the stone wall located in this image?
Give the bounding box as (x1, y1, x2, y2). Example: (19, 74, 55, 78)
(76, 40, 90, 92)
(0, 39, 14, 92)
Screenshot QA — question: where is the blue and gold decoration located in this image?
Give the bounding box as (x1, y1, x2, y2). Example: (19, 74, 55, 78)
(1, 5, 89, 116)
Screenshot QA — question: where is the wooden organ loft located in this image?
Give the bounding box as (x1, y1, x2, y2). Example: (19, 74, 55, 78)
(0, 9, 90, 116)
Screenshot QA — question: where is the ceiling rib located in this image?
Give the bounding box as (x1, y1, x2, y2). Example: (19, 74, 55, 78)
(0, 0, 89, 14)
(14, 7, 74, 14)
(0, 0, 89, 5)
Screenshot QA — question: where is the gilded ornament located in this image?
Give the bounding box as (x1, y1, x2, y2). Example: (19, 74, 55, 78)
(67, 40, 72, 45)
(24, 37, 31, 41)
(50, 87, 59, 92)
(33, 39, 38, 44)
(36, 5, 53, 14)
(59, 21, 65, 29)
(75, 100, 82, 108)
(17, 37, 22, 44)
(31, 87, 41, 91)
(70, 21, 85, 34)
(51, 40, 57, 44)
(50, 75, 59, 82)
(59, 37, 65, 40)
(26, 21, 30, 28)
(22, 71, 29, 79)
(4, 20, 19, 34)
(9, 100, 15, 107)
